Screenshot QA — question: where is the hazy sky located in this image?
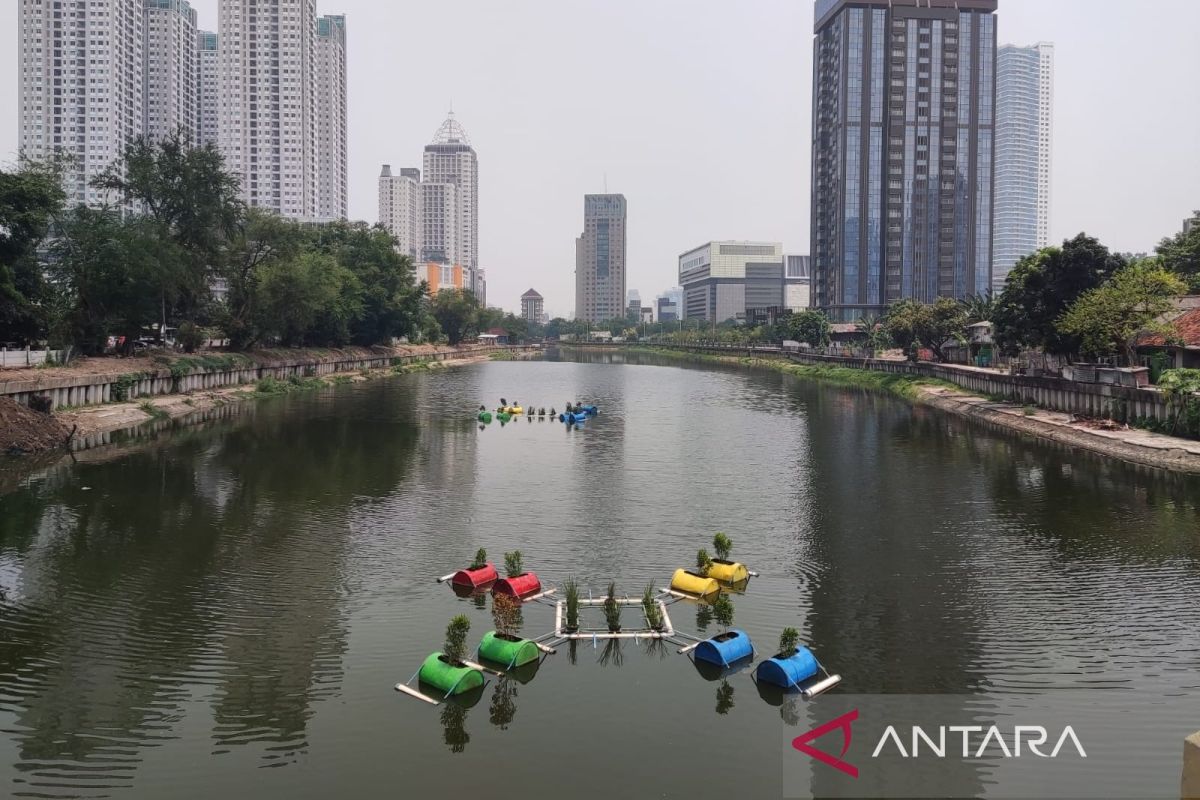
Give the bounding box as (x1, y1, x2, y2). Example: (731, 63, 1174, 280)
(4, 1, 1198, 317)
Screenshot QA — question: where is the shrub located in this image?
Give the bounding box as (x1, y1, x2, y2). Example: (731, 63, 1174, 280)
(778, 627, 800, 655)
(503, 550, 523, 578)
(642, 583, 663, 630)
(443, 615, 471, 664)
(470, 548, 487, 570)
(712, 532, 733, 561)
(695, 548, 713, 576)
(491, 594, 522, 638)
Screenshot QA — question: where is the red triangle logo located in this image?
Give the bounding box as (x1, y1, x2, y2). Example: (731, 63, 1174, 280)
(792, 708, 859, 778)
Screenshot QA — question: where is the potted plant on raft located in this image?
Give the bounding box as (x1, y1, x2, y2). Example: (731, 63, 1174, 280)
(642, 582, 664, 632)
(444, 614, 471, 664)
(696, 548, 714, 577)
(777, 627, 800, 657)
(713, 532, 733, 561)
(417, 614, 485, 699)
(603, 580, 622, 633)
(669, 548, 720, 599)
(563, 576, 580, 633)
(451, 548, 497, 588)
(478, 593, 540, 669)
(493, 550, 542, 598)
(708, 533, 750, 584)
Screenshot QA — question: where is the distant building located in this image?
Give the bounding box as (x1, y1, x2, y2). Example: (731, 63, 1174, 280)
(627, 290, 642, 322)
(378, 165, 421, 260)
(656, 287, 683, 322)
(783, 255, 812, 310)
(575, 194, 628, 323)
(678, 241, 787, 322)
(521, 289, 544, 324)
(1185, 211, 1200, 236)
(811, 0, 999, 320)
(315, 15, 348, 221)
(425, 263, 467, 295)
(994, 42, 1054, 291)
(196, 30, 219, 147)
(423, 113, 478, 273)
(420, 181, 460, 265)
(144, 0, 198, 143)
(640, 307, 653, 324)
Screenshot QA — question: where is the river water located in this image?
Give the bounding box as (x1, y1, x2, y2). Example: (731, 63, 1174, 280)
(1, 351, 1199, 798)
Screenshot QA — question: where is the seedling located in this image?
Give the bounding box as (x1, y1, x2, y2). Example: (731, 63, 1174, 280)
(563, 576, 580, 631)
(642, 582, 663, 630)
(778, 627, 800, 655)
(444, 614, 471, 664)
(603, 581, 622, 632)
(504, 550, 524, 578)
(695, 548, 713, 577)
(469, 548, 487, 570)
(712, 532, 733, 561)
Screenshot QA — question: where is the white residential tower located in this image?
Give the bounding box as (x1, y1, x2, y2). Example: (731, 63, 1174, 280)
(315, 14, 347, 221)
(143, 0, 198, 142)
(196, 30, 219, 147)
(378, 165, 421, 260)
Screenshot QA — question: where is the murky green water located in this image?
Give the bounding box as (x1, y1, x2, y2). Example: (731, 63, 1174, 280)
(1, 351, 1199, 798)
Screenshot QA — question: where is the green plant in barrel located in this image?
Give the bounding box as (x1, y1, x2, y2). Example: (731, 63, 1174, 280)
(470, 548, 487, 570)
(504, 550, 523, 578)
(712, 532, 733, 561)
(642, 582, 663, 631)
(563, 576, 580, 632)
(712, 594, 734, 631)
(603, 580, 622, 632)
(443, 614, 471, 665)
(695, 548, 713, 577)
(778, 626, 800, 656)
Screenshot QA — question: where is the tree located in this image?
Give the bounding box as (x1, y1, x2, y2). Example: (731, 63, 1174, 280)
(883, 297, 967, 362)
(1057, 261, 1186, 365)
(254, 251, 359, 347)
(93, 132, 244, 330)
(993, 234, 1126, 357)
(431, 289, 481, 345)
(783, 310, 832, 348)
(0, 159, 66, 344)
(1156, 226, 1200, 292)
(856, 314, 891, 354)
(960, 290, 995, 324)
(216, 209, 306, 350)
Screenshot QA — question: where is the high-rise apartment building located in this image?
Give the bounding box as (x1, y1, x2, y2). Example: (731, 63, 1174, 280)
(423, 114, 479, 271)
(19, 0, 146, 207)
(378, 165, 421, 260)
(420, 182, 460, 266)
(993, 41, 1053, 291)
(144, 0, 198, 142)
(1184, 211, 1200, 236)
(196, 30, 219, 146)
(521, 289, 544, 324)
(811, 0, 998, 321)
(575, 194, 627, 323)
(218, 0, 318, 219)
(315, 14, 347, 221)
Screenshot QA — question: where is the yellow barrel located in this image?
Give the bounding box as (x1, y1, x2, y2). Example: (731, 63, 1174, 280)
(670, 569, 720, 599)
(707, 560, 749, 584)
(504, 406, 524, 415)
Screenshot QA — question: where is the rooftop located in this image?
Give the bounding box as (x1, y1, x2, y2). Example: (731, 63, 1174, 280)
(521, 289, 543, 299)
(429, 112, 471, 147)
(815, 0, 998, 32)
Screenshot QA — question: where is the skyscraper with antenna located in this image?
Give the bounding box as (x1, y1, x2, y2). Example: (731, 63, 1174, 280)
(423, 112, 479, 278)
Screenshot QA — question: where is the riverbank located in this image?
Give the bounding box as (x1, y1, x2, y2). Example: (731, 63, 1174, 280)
(572, 344, 1200, 475)
(1, 345, 534, 453)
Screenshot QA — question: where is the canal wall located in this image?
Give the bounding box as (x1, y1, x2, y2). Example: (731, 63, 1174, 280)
(590, 343, 1174, 426)
(0, 345, 532, 411)
(1185, 732, 1200, 799)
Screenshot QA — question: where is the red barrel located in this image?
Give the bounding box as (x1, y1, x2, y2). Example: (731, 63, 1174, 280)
(451, 563, 498, 588)
(492, 572, 542, 598)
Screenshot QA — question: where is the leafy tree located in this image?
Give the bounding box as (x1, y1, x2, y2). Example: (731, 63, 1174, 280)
(217, 210, 306, 349)
(993, 234, 1126, 357)
(960, 290, 995, 324)
(1156, 226, 1200, 292)
(1057, 261, 1186, 364)
(0, 159, 66, 344)
(856, 314, 891, 354)
(431, 289, 481, 345)
(783, 310, 832, 348)
(883, 297, 967, 362)
(254, 251, 358, 347)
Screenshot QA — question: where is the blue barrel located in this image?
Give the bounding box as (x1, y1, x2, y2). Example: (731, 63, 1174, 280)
(580, 404, 598, 415)
(693, 629, 754, 668)
(559, 412, 587, 424)
(754, 646, 819, 689)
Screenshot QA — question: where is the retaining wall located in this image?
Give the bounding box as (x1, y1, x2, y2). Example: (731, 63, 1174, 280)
(0, 346, 527, 411)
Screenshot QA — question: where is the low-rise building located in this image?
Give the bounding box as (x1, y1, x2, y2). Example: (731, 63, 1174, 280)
(679, 241, 803, 322)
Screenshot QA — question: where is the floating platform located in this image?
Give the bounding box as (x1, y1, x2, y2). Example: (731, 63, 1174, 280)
(669, 568, 721, 600)
(754, 645, 842, 696)
(417, 652, 485, 696)
(559, 412, 588, 424)
(450, 563, 498, 589)
(707, 560, 750, 584)
(693, 629, 754, 668)
(580, 405, 598, 415)
(477, 631, 540, 668)
(497, 412, 512, 423)
(492, 572, 543, 598)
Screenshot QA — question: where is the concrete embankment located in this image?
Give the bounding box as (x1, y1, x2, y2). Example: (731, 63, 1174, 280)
(562, 343, 1200, 475)
(0, 344, 536, 453)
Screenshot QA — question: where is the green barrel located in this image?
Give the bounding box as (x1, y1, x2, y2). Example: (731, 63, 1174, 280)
(478, 411, 492, 423)
(417, 652, 484, 696)
(497, 412, 512, 423)
(477, 631, 540, 668)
